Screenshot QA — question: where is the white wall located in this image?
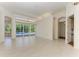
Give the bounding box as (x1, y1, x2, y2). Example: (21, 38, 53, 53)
(66, 3, 74, 17)
(74, 4, 79, 48)
(36, 13, 53, 40)
(0, 7, 5, 43)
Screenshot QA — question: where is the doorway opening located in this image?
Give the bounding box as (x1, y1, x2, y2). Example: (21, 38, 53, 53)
(58, 17, 66, 40)
(68, 15, 74, 46)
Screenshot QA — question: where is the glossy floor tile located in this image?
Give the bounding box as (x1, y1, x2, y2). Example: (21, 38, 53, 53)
(0, 37, 79, 57)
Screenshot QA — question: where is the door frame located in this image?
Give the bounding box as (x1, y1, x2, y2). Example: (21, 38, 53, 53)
(65, 15, 74, 45)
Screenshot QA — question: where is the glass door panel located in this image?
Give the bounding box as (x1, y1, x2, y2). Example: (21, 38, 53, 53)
(16, 22, 21, 37)
(31, 24, 35, 32)
(30, 24, 35, 36)
(24, 23, 29, 36)
(20, 23, 24, 36)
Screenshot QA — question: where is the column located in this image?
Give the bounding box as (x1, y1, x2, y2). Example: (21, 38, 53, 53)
(12, 16, 16, 40)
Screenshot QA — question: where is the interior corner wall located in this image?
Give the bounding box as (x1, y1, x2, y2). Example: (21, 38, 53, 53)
(36, 14, 53, 40)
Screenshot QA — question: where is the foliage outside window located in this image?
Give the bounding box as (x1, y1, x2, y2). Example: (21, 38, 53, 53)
(5, 23, 12, 33)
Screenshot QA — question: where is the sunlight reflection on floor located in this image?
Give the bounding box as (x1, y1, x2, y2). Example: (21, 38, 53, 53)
(4, 36, 35, 48)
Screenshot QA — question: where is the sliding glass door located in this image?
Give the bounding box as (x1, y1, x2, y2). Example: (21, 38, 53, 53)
(16, 22, 35, 37)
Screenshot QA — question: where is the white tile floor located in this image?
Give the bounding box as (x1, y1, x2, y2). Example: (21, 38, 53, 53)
(0, 37, 79, 57)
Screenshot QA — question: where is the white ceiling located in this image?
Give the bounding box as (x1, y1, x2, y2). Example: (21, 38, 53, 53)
(0, 2, 68, 18)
